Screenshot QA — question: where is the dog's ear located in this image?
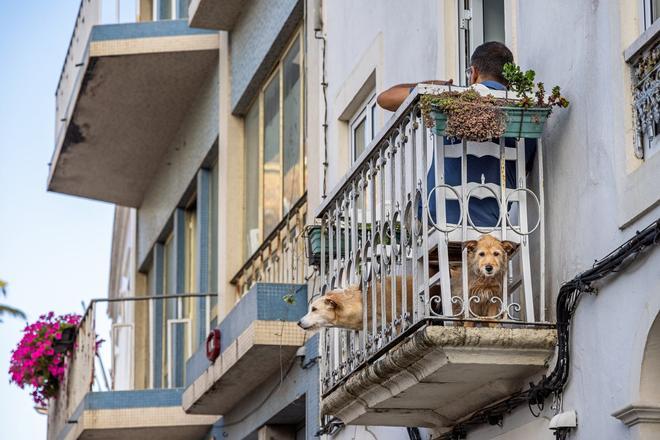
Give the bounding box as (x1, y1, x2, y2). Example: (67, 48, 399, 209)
(463, 240, 478, 253)
(501, 241, 518, 257)
(324, 297, 338, 309)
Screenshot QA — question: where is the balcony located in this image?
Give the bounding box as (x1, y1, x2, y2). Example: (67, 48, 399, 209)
(47, 295, 218, 440)
(182, 283, 308, 414)
(48, 0, 218, 206)
(315, 85, 557, 429)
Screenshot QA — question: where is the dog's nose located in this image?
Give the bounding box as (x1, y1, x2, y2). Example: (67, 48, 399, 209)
(297, 320, 304, 328)
(485, 265, 493, 273)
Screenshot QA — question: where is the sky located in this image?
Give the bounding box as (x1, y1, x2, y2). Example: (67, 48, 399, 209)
(0, 2, 135, 438)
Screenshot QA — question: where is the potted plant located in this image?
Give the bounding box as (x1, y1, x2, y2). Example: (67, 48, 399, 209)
(420, 62, 569, 140)
(8, 312, 82, 406)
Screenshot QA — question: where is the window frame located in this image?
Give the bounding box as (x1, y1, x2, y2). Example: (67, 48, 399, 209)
(349, 92, 377, 163)
(457, 0, 506, 86)
(243, 29, 305, 259)
(152, 0, 188, 20)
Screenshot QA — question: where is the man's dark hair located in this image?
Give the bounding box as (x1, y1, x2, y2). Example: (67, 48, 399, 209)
(470, 41, 514, 85)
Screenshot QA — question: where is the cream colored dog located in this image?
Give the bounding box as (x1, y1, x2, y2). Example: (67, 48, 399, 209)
(451, 235, 517, 325)
(297, 276, 414, 331)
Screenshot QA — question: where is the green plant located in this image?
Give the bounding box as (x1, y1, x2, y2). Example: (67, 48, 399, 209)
(503, 62, 569, 109)
(0, 279, 26, 323)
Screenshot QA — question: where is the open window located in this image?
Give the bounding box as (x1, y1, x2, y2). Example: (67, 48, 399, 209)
(152, 0, 190, 20)
(458, 0, 506, 85)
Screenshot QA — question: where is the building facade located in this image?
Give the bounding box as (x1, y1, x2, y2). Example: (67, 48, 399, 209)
(46, 1, 659, 440)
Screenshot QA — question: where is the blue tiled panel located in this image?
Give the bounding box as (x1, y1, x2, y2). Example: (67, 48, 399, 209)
(185, 341, 210, 387)
(90, 19, 216, 42)
(84, 388, 184, 410)
(218, 283, 307, 352)
(185, 283, 307, 389)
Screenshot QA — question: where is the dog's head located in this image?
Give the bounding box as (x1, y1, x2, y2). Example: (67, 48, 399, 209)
(297, 295, 339, 331)
(464, 235, 517, 278)
(297, 285, 361, 331)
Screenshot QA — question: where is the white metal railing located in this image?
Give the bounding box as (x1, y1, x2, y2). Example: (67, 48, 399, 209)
(317, 85, 549, 394)
(232, 194, 309, 296)
(47, 293, 216, 437)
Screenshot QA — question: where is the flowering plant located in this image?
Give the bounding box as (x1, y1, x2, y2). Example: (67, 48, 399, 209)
(9, 312, 81, 406)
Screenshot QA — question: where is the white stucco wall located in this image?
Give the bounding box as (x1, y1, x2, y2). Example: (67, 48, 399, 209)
(313, 0, 660, 439)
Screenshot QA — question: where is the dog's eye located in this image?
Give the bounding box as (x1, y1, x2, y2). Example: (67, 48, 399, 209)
(478, 251, 486, 257)
(493, 251, 500, 257)
(311, 307, 317, 312)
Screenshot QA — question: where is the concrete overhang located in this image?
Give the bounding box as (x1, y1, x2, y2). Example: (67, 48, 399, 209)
(56, 389, 218, 440)
(183, 283, 308, 415)
(188, 0, 242, 30)
(48, 20, 219, 207)
(321, 326, 557, 429)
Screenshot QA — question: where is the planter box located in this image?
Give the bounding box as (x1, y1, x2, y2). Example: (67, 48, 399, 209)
(306, 223, 402, 267)
(431, 106, 551, 139)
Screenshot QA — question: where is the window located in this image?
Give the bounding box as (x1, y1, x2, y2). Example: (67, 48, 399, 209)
(153, 0, 189, 20)
(458, 0, 506, 85)
(350, 93, 377, 162)
(244, 31, 304, 258)
(644, 0, 660, 29)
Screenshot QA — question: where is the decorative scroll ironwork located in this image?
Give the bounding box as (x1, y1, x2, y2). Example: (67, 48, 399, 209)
(631, 40, 660, 159)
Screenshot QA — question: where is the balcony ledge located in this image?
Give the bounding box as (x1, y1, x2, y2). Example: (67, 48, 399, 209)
(182, 283, 308, 415)
(52, 389, 217, 440)
(322, 326, 556, 428)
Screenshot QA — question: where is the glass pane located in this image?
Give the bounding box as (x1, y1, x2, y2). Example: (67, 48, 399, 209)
(483, 0, 505, 43)
(263, 74, 281, 237)
(158, 0, 172, 20)
(169, 321, 186, 388)
(245, 102, 261, 258)
(210, 162, 218, 314)
(353, 117, 366, 161)
(185, 208, 196, 293)
(178, 0, 189, 19)
(163, 235, 175, 387)
(654, 0, 660, 23)
(282, 38, 302, 214)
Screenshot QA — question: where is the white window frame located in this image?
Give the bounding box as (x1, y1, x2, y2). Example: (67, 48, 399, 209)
(458, 0, 506, 86)
(152, 0, 188, 20)
(166, 318, 192, 388)
(349, 93, 377, 163)
(643, 0, 659, 29)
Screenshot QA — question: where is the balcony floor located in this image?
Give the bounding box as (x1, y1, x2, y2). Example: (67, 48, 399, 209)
(321, 325, 556, 428)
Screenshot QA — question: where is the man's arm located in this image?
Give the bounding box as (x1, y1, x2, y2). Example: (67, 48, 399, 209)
(377, 79, 453, 112)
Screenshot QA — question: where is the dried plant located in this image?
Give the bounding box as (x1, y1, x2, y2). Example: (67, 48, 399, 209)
(420, 90, 506, 141)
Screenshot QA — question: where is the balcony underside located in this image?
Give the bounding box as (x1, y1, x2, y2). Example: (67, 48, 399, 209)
(57, 389, 217, 440)
(322, 326, 556, 429)
(48, 20, 218, 206)
(188, 0, 242, 30)
(183, 320, 306, 414)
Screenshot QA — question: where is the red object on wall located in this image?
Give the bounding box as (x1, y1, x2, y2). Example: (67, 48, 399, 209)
(206, 329, 221, 362)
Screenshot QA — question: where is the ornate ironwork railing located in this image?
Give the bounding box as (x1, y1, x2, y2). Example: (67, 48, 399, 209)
(231, 194, 309, 296)
(316, 85, 549, 394)
(627, 24, 660, 159)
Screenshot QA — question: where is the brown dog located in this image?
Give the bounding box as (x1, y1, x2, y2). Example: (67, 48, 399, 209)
(297, 235, 516, 331)
(452, 235, 516, 326)
(297, 276, 414, 331)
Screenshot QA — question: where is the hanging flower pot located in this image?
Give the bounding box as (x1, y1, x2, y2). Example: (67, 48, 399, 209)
(8, 312, 82, 407)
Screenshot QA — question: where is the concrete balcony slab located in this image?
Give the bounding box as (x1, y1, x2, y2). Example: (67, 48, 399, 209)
(321, 326, 557, 428)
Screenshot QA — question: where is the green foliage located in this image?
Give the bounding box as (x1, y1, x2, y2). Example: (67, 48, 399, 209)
(503, 62, 569, 109)
(282, 293, 296, 305)
(0, 279, 27, 322)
